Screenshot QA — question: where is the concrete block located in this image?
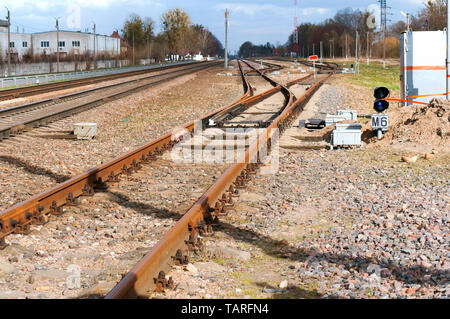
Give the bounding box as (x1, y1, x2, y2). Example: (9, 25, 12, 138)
(74, 122, 97, 140)
(337, 110, 358, 121)
(325, 115, 347, 127)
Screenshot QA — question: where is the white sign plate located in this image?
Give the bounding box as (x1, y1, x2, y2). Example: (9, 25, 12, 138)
(371, 114, 389, 131)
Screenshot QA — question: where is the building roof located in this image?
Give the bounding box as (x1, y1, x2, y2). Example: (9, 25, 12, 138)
(29, 30, 114, 37)
(110, 30, 129, 48)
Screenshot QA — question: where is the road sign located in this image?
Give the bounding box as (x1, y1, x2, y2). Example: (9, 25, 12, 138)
(308, 55, 318, 61)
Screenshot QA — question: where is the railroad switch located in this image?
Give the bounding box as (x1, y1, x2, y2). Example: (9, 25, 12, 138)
(154, 271, 174, 292)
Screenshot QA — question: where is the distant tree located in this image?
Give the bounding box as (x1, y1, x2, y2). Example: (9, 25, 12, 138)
(161, 8, 192, 55)
(238, 41, 274, 57)
(122, 14, 145, 48)
(119, 8, 223, 62)
(238, 41, 254, 57)
(144, 17, 155, 41)
(411, 0, 446, 31)
(390, 21, 407, 36)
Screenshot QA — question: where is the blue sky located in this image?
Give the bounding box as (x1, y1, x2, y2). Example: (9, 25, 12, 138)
(1, 0, 429, 52)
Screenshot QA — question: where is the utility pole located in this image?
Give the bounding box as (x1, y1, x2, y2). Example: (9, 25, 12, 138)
(329, 40, 332, 58)
(401, 11, 410, 32)
(447, 0, 449, 100)
(332, 39, 335, 59)
(225, 9, 229, 68)
(367, 31, 370, 65)
(355, 31, 358, 61)
(333, 38, 336, 60)
(380, 0, 387, 68)
(313, 43, 315, 55)
(132, 31, 135, 65)
(406, 13, 410, 32)
(55, 18, 60, 73)
(147, 36, 150, 62)
(320, 41, 323, 63)
(93, 23, 96, 69)
(329, 39, 335, 59)
(6, 7, 11, 76)
(345, 33, 348, 60)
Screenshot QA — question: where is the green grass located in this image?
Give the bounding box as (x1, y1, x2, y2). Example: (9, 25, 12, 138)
(343, 61, 400, 91)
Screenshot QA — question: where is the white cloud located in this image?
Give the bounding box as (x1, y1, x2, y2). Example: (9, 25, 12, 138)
(2, 0, 163, 12)
(215, 3, 287, 16)
(215, 3, 330, 18)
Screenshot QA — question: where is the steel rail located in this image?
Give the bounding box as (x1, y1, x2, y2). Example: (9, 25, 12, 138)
(0, 62, 206, 101)
(0, 62, 220, 141)
(210, 62, 318, 127)
(0, 60, 253, 249)
(106, 61, 331, 298)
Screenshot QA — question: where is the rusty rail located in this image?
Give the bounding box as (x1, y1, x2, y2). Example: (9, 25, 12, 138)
(106, 61, 331, 298)
(0, 60, 253, 250)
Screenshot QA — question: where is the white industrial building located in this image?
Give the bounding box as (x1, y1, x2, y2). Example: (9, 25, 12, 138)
(0, 22, 120, 61)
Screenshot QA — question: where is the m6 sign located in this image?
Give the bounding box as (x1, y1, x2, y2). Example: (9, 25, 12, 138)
(371, 114, 389, 131)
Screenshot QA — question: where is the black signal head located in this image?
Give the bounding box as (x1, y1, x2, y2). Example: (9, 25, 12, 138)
(374, 100, 389, 113)
(374, 86, 390, 99)
(373, 87, 390, 113)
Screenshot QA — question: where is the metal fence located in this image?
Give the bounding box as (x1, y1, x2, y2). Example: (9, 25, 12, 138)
(0, 61, 195, 89)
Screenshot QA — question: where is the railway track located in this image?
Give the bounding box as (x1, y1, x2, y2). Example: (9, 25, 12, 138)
(0, 62, 203, 102)
(300, 60, 340, 72)
(0, 62, 220, 142)
(106, 60, 332, 298)
(265, 57, 341, 73)
(0, 59, 332, 298)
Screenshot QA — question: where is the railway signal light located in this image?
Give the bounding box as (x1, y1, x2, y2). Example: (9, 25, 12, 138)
(373, 86, 390, 113)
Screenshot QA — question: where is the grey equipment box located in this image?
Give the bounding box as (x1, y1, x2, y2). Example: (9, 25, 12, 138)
(331, 122, 362, 149)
